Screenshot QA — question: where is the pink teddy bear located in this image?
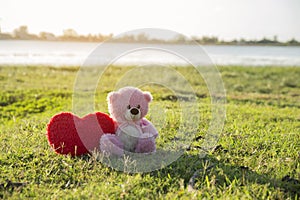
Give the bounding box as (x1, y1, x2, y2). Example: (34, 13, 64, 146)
(100, 87, 158, 156)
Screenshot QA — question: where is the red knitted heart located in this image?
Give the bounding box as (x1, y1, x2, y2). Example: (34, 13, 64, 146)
(47, 112, 115, 156)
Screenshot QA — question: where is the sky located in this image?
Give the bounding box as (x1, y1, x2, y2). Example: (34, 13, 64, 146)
(0, 0, 299, 41)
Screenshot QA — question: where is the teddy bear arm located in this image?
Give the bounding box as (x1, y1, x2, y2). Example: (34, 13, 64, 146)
(100, 134, 124, 156)
(117, 124, 143, 152)
(135, 135, 156, 153)
(141, 118, 158, 138)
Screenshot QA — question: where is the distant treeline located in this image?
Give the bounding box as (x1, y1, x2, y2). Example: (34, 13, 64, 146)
(0, 25, 299, 46)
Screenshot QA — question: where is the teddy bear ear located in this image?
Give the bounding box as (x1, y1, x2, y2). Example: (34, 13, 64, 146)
(143, 91, 153, 102)
(107, 91, 119, 104)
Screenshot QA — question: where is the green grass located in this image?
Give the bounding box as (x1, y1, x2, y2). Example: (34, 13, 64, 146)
(0, 65, 299, 199)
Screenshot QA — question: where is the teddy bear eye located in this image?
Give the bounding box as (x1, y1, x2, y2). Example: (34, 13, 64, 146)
(127, 105, 131, 109)
(137, 105, 141, 109)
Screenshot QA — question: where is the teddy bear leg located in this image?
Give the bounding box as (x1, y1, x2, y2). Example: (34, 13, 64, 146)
(100, 134, 124, 156)
(135, 133, 156, 153)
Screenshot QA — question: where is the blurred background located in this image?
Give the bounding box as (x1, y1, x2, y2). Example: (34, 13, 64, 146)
(0, 0, 299, 67)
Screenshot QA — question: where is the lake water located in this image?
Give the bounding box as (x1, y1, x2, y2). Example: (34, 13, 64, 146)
(0, 40, 300, 66)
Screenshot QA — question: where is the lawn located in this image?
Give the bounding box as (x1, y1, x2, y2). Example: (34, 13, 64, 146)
(0, 65, 299, 199)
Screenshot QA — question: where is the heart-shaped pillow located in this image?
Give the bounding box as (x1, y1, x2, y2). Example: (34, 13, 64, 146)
(47, 112, 115, 156)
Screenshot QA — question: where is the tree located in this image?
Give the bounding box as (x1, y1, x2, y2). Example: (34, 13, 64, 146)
(39, 32, 56, 40)
(173, 34, 186, 43)
(62, 29, 78, 40)
(201, 36, 219, 44)
(14, 25, 29, 39)
(136, 33, 149, 42)
(287, 38, 299, 45)
(13, 25, 38, 40)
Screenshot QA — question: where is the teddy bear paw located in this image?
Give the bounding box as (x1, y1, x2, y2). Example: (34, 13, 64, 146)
(100, 134, 124, 156)
(135, 133, 156, 154)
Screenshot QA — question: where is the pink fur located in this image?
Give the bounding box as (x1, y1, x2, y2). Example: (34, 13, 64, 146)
(100, 87, 158, 155)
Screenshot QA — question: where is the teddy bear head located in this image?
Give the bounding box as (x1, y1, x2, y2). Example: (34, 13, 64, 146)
(107, 87, 152, 123)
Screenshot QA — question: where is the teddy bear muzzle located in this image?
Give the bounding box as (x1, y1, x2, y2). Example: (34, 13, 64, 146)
(125, 107, 141, 121)
(130, 108, 139, 115)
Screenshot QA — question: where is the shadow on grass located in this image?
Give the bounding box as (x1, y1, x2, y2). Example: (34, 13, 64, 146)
(1, 150, 298, 199)
(147, 152, 300, 198)
(88, 146, 299, 198)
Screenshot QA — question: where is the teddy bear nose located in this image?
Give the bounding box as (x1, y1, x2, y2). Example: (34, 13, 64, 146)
(130, 108, 139, 115)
